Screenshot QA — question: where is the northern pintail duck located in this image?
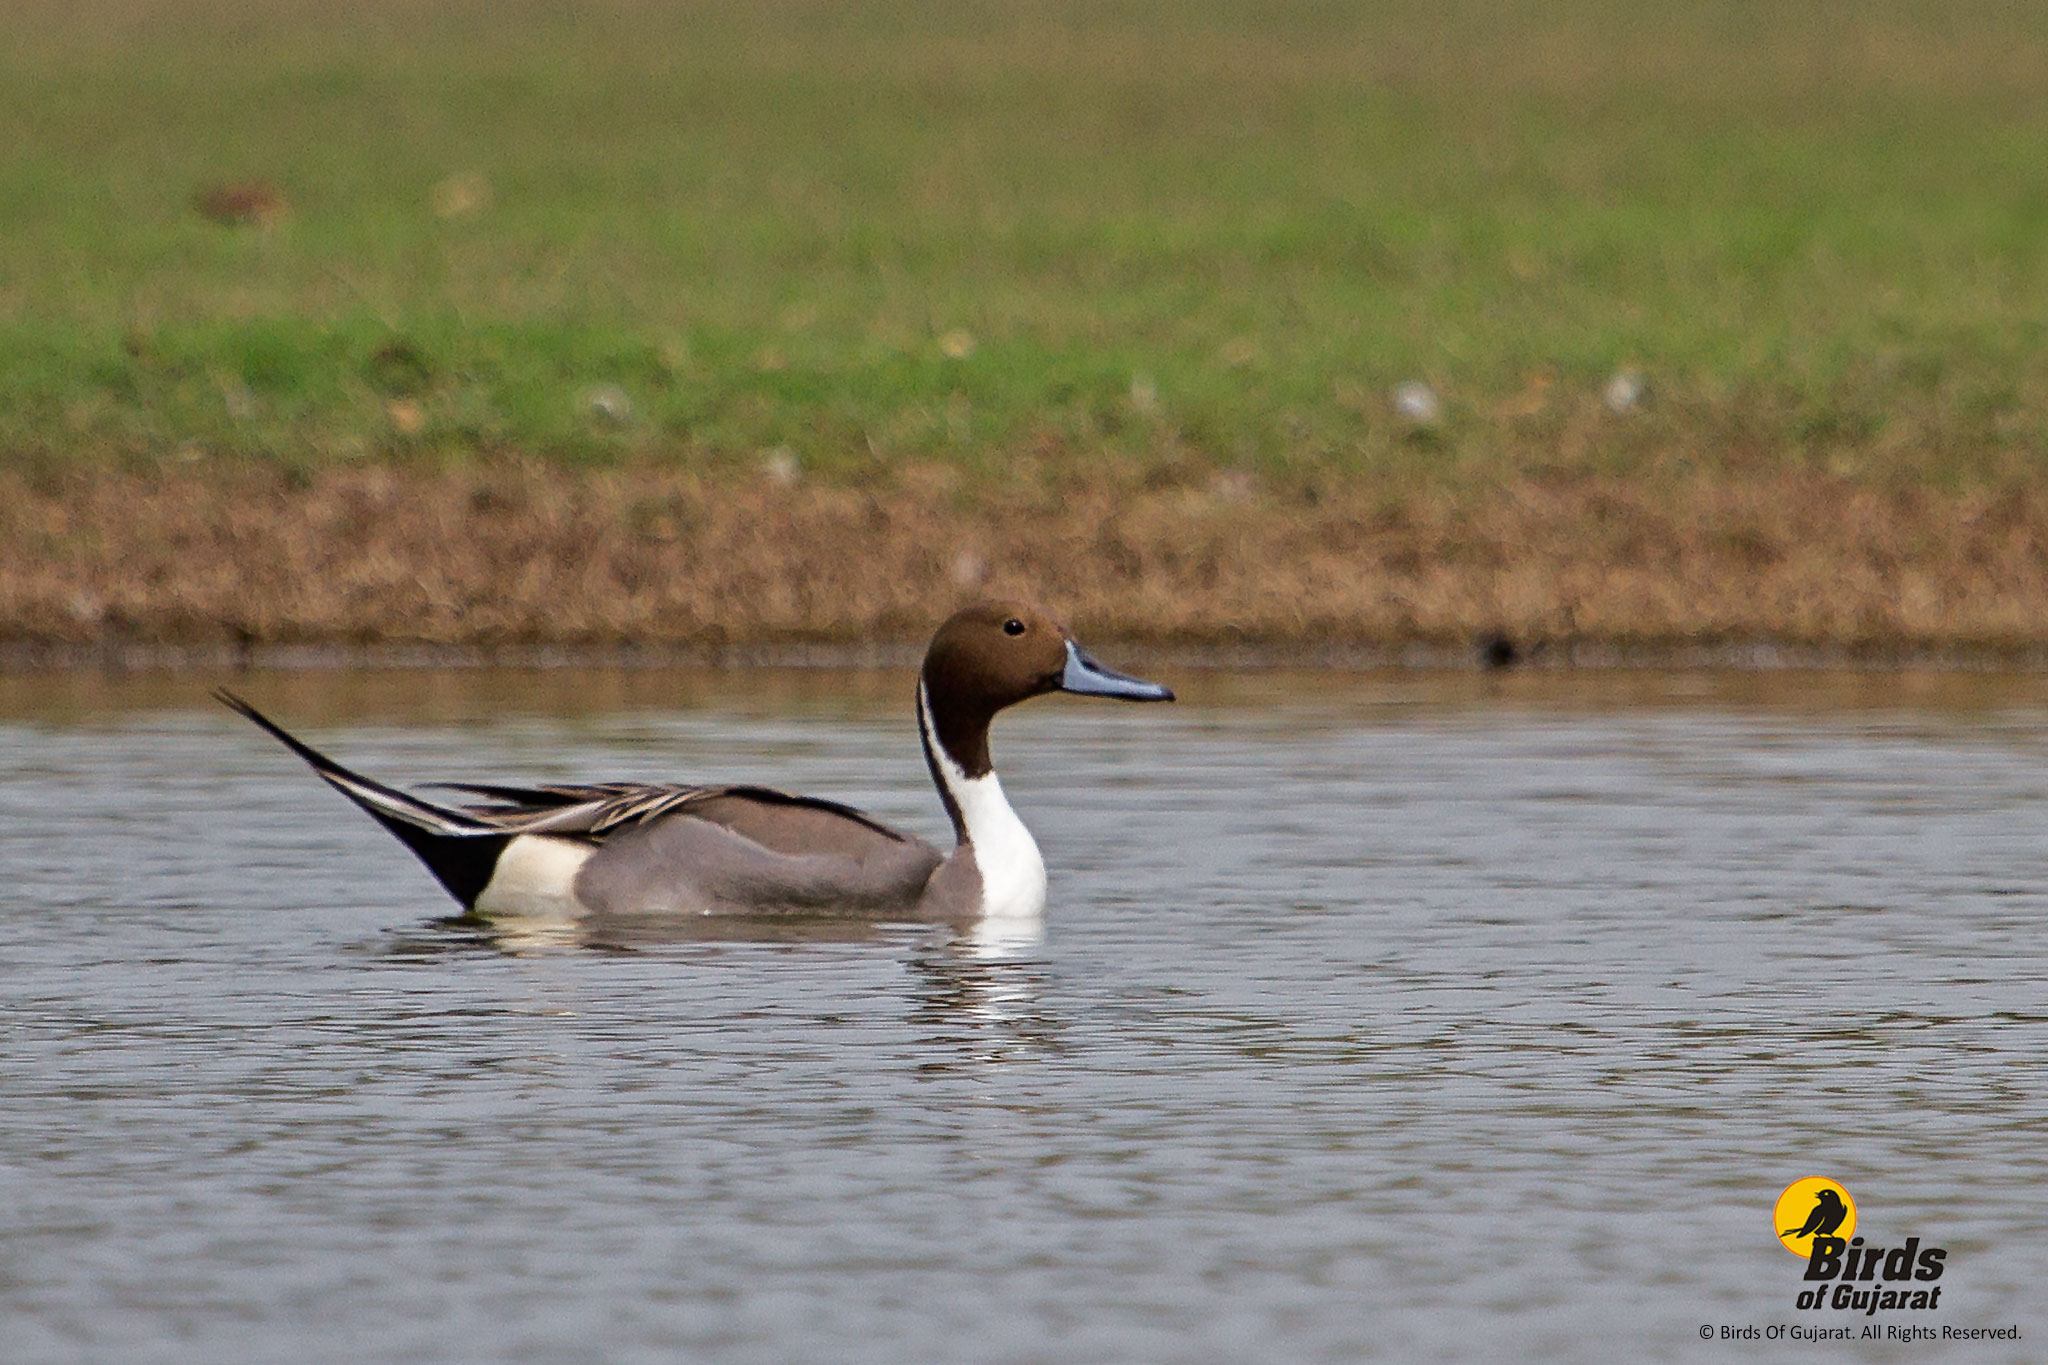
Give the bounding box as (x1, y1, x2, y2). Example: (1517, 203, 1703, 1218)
(219, 602, 1172, 924)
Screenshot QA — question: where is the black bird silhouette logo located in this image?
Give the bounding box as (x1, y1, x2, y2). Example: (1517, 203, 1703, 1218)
(1782, 1188, 1849, 1240)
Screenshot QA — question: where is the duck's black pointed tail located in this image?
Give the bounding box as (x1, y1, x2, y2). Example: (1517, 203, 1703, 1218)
(215, 689, 512, 909)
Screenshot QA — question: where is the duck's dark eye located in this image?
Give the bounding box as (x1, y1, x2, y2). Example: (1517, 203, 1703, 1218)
(1003, 618, 1025, 636)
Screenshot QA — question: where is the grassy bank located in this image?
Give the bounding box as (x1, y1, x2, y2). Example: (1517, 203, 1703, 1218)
(10, 460, 2048, 659)
(4, 0, 2048, 481)
(4, 2, 2048, 651)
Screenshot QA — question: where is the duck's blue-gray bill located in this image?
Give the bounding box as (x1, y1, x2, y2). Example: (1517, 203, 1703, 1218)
(1060, 640, 1174, 702)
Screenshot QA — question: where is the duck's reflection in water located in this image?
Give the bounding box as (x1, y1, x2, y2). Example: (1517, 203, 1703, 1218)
(379, 908, 1049, 955)
(906, 929, 1062, 1067)
(369, 910, 1064, 1063)
(378, 910, 905, 956)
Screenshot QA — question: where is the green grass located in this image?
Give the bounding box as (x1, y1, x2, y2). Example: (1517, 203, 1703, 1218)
(3, 0, 2047, 484)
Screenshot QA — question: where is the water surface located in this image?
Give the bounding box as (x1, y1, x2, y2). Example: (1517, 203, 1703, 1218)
(4, 669, 2045, 1362)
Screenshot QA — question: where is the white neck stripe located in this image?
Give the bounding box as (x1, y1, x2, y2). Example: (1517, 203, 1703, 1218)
(918, 682, 1047, 920)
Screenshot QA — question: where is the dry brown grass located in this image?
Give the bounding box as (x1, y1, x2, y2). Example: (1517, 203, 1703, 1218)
(6, 461, 2048, 661)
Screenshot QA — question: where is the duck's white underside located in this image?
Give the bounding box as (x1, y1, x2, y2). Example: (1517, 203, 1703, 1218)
(474, 835, 593, 920)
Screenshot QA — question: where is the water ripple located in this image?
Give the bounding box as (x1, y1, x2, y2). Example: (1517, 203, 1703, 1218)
(2, 672, 2045, 1361)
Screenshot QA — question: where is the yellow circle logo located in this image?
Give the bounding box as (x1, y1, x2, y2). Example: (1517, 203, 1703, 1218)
(1774, 1177, 1857, 1257)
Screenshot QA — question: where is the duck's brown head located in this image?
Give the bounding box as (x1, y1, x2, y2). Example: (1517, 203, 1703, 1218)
(917, 601, 1173, 779)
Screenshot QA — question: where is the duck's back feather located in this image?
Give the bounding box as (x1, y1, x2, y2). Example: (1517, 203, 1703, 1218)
(435, 780, 911, 848)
